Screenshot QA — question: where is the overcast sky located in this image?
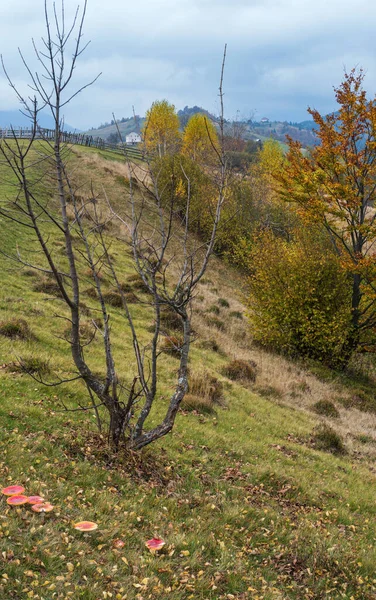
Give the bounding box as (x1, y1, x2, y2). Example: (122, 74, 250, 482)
(0, 0, 375, 129)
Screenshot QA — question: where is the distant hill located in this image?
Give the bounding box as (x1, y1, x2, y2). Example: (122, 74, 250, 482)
(0, 110, 78, 132)
(85, 108, 321, 148)
(85, 116, 144, 142)
(246, 119, 318, 147)
(177, 105, 218, 128)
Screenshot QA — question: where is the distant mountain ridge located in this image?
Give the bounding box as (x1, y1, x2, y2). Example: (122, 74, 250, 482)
(0, 110, 78, 132)
(85, 106, 320, 148)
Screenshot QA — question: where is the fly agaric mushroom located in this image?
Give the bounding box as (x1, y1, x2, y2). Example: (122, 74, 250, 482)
(74, 521, 98, 531)
(145, 538, 165, 553)
(6, 495, 29, 506)
(112, 539, 125, 549)
(31, 502, 54, 513)
(2, 485, 25, 496)
(27, 496, 45, 505)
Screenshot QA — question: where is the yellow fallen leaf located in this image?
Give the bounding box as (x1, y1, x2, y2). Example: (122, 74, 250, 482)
(180, 550, 190, 557)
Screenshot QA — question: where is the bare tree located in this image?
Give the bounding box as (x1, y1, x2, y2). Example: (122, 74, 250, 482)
(0, 0, 227, 450)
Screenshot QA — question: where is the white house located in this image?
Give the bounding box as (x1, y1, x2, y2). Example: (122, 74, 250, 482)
(125, 132, 142, 145)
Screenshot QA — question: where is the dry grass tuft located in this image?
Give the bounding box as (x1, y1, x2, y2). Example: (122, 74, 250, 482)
(223, 359, 257, 383)
(161, 335, 182, 358)
(312, 423, 346, 455)
(0, 318, 32, 340)
(180, 394, 217, 414)
(33, 279, 62, 297)
(207, 305, 220, 315)
(205, 315, 225, 330)
(312, 400, 340, 418)
(189, 371, 224, 405)
(124, 291, 139, 303)
(218, 298, 230, 308)
(102, 291, 123, 307)
(84, 268, 106, 281)
(229, 310, 243, 319)
(160, 306, 182, 332)
(198, 338, 223, 354)
(11, 356, 51, 376)
(127, 273, 150, 293)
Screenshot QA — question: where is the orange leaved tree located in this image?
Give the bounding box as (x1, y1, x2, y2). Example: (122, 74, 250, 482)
(278, 69, 376, 362)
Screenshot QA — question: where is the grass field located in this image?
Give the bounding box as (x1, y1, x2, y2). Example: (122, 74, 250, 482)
(1, 144, 376, 599)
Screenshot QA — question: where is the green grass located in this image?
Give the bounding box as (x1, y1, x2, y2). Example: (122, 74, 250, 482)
(1, 145, 376, 599)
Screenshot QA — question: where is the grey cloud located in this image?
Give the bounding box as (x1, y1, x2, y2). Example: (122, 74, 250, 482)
(0, 0, 375, 128)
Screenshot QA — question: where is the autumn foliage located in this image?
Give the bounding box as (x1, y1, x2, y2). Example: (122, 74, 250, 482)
(142, 99, 180, 157)
(247, 227, 351, 364)
(278, 69, 376, 359)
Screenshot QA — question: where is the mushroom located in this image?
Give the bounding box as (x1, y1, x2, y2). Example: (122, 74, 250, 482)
(2, 485, 25, 496)
(145, 538, 165, 553)
(27, 496, 45, 505)
(6, 495, 29, 506)
(74, 521, 98, 531)
(112, 538, 125, 549)
(31, 502, 54, 513)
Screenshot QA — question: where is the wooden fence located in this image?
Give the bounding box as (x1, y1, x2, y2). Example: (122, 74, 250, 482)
(0, 127, 144, 161)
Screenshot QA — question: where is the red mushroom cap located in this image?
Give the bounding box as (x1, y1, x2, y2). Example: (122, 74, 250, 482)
(112, 538, 125, 549)
(27, 496, 45, 505)
(6, 494, 29, 506)
(74, 521, 98, 531)
(31, 502, 54, 513)
(2, 485, 25, 496)
(145, 537, 165, 552)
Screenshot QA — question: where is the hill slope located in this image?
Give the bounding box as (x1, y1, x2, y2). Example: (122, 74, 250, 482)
(1, 146, 376, 599)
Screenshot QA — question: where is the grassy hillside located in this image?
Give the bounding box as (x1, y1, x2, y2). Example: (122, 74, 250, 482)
(85, 118, 145, 141)
(1, 146, 376, 599)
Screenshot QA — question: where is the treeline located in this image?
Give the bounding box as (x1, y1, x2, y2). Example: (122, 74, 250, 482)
(142, 72, 376, 368)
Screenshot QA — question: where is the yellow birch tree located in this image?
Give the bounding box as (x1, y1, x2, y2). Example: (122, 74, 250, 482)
(142, 100, 180, 157)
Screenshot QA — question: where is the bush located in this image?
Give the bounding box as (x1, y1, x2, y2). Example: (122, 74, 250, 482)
(313, 423, 346, 455)
(312, 400, 340, 418)
(218, 298, 230, 308)
(0, 318, 32, 340)
(226, 151, 252, 172)
(223, 359, 257, 382)
(246, 227, 352, 366)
